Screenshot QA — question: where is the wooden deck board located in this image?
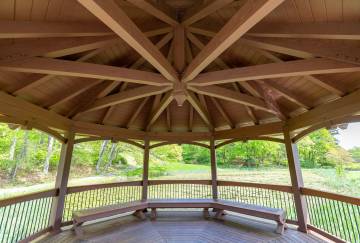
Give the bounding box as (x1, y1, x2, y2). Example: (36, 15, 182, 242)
(37, 211, 325, 243)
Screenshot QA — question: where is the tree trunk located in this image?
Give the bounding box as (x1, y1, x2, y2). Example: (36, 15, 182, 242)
(11, 130, 29, 180)
(105, 143, 117, 170)
(9, 128, 18, 160)
(43, 136, 54, 174)
(96, 140, 108, 173)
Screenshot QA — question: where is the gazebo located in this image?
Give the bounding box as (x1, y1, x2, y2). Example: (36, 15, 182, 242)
(0, 0, 359, 242)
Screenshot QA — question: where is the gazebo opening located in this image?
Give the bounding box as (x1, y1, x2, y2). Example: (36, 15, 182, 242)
(0, 0, 359, 242)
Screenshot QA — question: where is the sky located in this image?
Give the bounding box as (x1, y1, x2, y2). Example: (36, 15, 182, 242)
(335, 122, 360, 150)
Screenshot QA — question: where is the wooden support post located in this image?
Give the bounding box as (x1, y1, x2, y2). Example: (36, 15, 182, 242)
(283, 127, 308, 233)
(142, 138, 150, 201)
(49, 131, 75, 233)
(210, 136, 218, 199)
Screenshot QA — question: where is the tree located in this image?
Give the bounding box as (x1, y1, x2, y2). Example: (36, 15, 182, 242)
(349, 147, 360, 162)
(96, 140, 109, 173)
(9, 128, 18, 161)
(43, 136, 54, 174)
(10, 130, 29, 179)
(105, 143, 117, 170)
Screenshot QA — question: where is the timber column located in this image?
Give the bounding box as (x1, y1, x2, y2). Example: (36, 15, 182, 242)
(283, 126, 308, 232)
(49, 131, 75, 233)
(210, 136, 218, 199)
(142, 138, 150, 201)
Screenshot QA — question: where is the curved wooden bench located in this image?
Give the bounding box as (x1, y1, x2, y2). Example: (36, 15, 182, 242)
(72, 200, 147, 236)
(71, 199, 286, 236)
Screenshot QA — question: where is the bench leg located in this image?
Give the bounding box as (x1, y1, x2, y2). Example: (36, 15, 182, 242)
(203, 208, 210, 219)
(150, 208, 157, 221)
(214, 209, 225, 220)
(72, 221, 84, 237)
(133, 210, 146, 220)
(276, 221, 285, 235)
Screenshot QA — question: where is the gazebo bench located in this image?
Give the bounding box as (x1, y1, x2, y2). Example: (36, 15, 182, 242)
(72, 200, 148, 236)
(213, 199, 287, 234)
(147, 199, 215, 219)
(148, 199, 287, 234)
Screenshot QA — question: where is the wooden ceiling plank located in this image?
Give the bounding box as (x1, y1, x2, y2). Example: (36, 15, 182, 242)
(182, 0, 234, 26)
(188, 58, 360, 86)
(78, 0, 178, 82)
(127, 0, 178, 26)
(188, 105, 194, 132)
(126, 96, 149, 128)
(188, 85, 273, 114)
(84, 85, 172, 113)
(0, 20, 113, 38)
(247, 22, 360, 40)
(166, 107, 171, 132)
(186, 91, 213, 130)
(0, 57, 172, 86)
(210, 97, 234, 128)
(146, 92, 174, 131)
(182, 0, 285, 82)
(244, 37, 360, 65)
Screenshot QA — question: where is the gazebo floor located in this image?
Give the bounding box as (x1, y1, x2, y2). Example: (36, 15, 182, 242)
(38, 211, 325, 243)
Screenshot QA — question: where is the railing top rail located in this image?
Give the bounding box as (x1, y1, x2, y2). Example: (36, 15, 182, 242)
(0, 188, 58, 207)
(217, 180, 293, 193)
(301, 187, 360, 206)
(67, 181, 142, 194)
(148, 180, 212, 185)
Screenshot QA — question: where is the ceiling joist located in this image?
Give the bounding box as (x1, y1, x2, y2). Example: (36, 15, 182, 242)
(78, 0, 178, 82)
(182, 0, 285, 82)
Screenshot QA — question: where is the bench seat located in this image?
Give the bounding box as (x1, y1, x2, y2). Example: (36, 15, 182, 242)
(71, 199, 287, 236)
(72, 200, 147, 236)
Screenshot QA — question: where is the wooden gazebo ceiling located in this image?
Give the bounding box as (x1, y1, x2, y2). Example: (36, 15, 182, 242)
(0, 0, 360, 141)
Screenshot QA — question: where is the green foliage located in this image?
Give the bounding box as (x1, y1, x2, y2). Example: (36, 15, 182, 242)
(349, 146, 360, 162)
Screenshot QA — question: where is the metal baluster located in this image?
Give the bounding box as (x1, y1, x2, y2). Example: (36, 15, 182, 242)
(346, 203, 357, 242)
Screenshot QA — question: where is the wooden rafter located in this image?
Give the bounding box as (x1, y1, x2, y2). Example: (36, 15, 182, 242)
(83, 85, 172, 113)
(127, 0, 178, 26)
(188, 85, 274, 114)
(0, 36, 118, 62)
(188, 105, 194, 131)
(0, 57, 172, 86)
(186, 91, 213, 130)
(126, 97, 149, 128)
(146, 92, 174, 131)
(188, 58, 360, 86)
(182, 0, 233, 26)
(247, 22, 360, 40)
(0, 20, 113, 38)
(210, 97, 234, 128)
(166, 107, 171, 132)
(78, 0, 178, 82)
(243, 37, 360, 65)
(173, 25, 186, 73)
(182, 0, 285, 82)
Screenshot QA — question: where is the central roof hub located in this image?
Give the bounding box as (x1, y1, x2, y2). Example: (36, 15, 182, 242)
(173, 82, 187, 106)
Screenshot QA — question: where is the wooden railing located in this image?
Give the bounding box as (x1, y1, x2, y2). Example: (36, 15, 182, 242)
(148, 180, 213, 199)
(1, 181, 359, 243)
(302, 187, 360, 243)
(62, 181, 142, 223)
(0, 189, 57, 243)
(217, 181, 297, 222)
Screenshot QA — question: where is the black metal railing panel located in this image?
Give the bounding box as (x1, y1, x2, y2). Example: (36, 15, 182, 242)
(63, 184, 142, 222)
(148, 181, 213, 199)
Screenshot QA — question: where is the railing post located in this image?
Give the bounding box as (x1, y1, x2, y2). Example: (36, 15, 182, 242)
(49, 131, 75, 233)
(142, 138, 150, 201)
(210, 136, 218, 199)
(283, 127, 308, 233)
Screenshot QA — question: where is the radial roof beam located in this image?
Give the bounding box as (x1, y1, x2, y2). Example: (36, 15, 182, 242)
(247, 22, 360, 40)
(210, 97, 234, 128)
(146, 92, 174, 131)
(173, 25, 186, 73)
(78, 0, 178, 82)
(243, 37, 360, 65)
(186, 91, 213, 130)
(0, 20, 114, 38)
(182, 0, 285, 82)
(189, 85, 273, 114)
(182, 0, 233, 26)
(188, 58, 360, 86)
(0, 57, 172, 86)
(83, 85, 172, 113)
(0, 36, 118, 62)
(127, 0, 178, 26)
